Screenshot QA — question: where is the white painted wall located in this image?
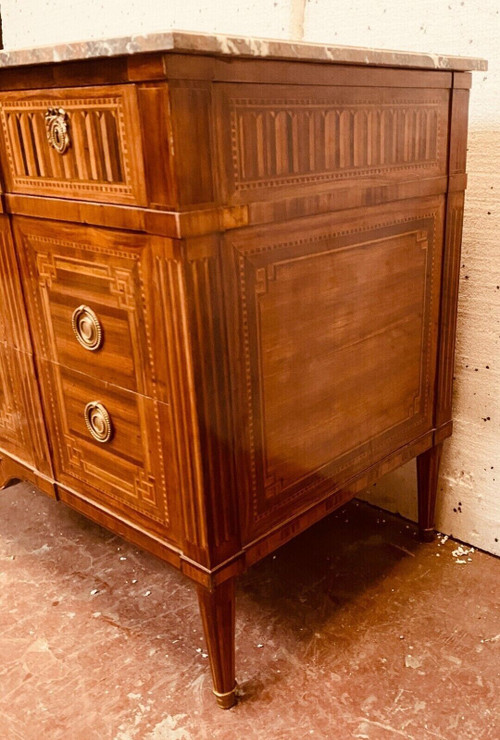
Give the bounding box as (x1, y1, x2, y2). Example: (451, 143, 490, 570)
(1, 0, 498, 555)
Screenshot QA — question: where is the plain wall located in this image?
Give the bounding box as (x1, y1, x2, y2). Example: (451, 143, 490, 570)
(1, 0, 498, 555)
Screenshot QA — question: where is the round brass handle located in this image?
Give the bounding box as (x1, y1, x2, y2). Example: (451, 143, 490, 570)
(71, 305, 103, 351)
(45, 107, 71, 154)
(84, 401, 113, 443)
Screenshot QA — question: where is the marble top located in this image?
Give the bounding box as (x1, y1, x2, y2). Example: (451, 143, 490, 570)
(0, 30, 487, 72)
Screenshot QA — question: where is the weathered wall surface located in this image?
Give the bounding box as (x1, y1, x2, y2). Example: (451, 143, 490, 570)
(301, 1, 499, 556)
(1, 0, 498, 554)
(0, 0, 292, 46)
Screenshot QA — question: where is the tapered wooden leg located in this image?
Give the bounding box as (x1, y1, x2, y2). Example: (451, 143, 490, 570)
(197, 578, 236, 709)
(417, 443, 443, 542)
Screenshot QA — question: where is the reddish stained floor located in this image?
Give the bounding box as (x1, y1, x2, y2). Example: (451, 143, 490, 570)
(0, 481, 498, 740)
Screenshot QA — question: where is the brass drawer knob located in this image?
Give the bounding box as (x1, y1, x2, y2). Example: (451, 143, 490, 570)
(71, 305, 103, 351)
(45, 107, 70, 154)
(84, 401, 113, 443)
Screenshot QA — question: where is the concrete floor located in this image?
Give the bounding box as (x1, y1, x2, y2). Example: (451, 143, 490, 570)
(0, 482, 498, 740)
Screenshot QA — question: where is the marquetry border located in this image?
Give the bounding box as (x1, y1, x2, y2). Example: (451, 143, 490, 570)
(231, 207, 441, 524)
(0, 344, 29, 449)
(228, 96, 443, 192)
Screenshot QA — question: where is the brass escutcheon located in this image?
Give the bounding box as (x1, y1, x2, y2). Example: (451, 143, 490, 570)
(84, 401, 113, 443)
(71, 305, 103, 351)
(45, 107, 70, 154)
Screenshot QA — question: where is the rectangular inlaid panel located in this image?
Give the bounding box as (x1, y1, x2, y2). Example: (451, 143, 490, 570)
(0, 215, 32, 352)
(13, 217, 173, 402)
(0, 343, 52, 476)
(225, 196, 445, 541)
(37, 360, 181, 542)
(0, 84, 147, 206)
(215, 83, 449, 205)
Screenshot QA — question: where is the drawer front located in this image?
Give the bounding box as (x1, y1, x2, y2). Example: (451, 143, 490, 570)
(14, 217, 171, 402)
(38, 360, 180, 540)
(0, 85, 147, 206)
(0, 343, 52, 477)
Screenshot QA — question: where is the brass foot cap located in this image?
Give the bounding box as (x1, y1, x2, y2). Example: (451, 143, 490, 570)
(214, 684, 237, 709)
(419, 528, 435, 543)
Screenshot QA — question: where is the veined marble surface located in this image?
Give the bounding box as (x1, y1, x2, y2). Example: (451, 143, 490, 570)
(0, 30, 487, 71)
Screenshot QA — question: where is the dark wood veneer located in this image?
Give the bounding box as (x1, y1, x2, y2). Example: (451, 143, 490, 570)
(0, 50, 477, 708)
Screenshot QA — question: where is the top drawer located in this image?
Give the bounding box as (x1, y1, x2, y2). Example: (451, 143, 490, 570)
(0, 84, 147, 206)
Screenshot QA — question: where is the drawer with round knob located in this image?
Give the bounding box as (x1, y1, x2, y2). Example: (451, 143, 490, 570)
(36, 359, 181, 540)
(0, 84, 147, 207)
(14, 215, 172, 402)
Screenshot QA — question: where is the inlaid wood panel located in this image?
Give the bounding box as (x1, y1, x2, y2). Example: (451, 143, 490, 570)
(14, 217, 173, 402)
(0, 215, 32, 352)
(37, 360, 181, 541)
(225, 196, 445, 541)
(215, 84, 450, 204)
(0, 343, 52, 476)
(180, 237, 240, 567)
(0, 216, 51, 478)
(0, 85, 147, 206)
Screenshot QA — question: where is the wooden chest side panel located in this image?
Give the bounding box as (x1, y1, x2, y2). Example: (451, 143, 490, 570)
(215, 83, 449, 206)
(225, 196, 445, 542)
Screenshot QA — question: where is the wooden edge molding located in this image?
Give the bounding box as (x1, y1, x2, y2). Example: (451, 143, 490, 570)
(434, 420, 453, 446)
(453, 72, 472, 89)
(0, 422, 452, 588)
(180, 555, 245, 590)
(242, 431, 434, 567)
(162, 54, 455, 89)
(448, 173, 467, 192)
(57, 483, 245, 588)
(4, 178, 461, 237)
(56, 484, 183, 569)
(248, 177, 451, 226)
(0, 52, 459, 91)
(4, 194, 248, 239)
(0, 448, 56, 498)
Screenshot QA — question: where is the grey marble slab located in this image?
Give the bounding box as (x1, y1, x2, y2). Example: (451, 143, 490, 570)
(0, 30, 487, 71)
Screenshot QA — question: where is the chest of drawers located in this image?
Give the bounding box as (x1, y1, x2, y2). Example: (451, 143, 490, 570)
(0, 32, 486, 708)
